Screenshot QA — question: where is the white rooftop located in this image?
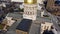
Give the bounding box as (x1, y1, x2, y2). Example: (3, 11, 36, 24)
(11, 0, 45, 3)
(11, 0, 24, 2)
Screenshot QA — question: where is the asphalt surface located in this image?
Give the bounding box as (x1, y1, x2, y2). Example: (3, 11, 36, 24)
(29, 21, 41, 34)
(4, 10, 60, 34)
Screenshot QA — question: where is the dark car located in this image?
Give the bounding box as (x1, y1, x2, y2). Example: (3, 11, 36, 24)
(43, 30, 54, 34)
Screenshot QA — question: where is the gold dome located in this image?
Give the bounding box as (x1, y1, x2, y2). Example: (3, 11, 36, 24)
(24, 0, 37, 4)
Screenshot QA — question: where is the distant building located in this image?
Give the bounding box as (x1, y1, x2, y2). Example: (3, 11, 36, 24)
(0, 0, 11, 2)
(11, 0, 24, 2)
(46, 0, 60, 16)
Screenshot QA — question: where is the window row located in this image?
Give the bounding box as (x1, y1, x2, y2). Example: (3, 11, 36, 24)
(24, 12, 35, 15)
(24, 9, 35, 12)
(42, 26, 50, 30)
(24, 6, 37, 8)
(24, 6, 37, 10)
(24, 8, 37, 12)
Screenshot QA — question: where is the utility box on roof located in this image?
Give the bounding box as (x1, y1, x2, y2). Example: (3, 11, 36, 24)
(16, 19, 32, 34)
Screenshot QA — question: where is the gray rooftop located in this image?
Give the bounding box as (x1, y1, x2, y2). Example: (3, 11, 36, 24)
(6, 12, 23, 19)
(37, 10, 53, 23)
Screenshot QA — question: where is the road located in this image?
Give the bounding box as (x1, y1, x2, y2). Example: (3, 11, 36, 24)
(29, 21, 41, 34)
(37, 10, 60, 33)
(47, 12, 60, 31)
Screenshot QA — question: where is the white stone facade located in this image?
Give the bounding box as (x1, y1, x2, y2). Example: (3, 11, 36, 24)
(23, 4, 37, 20)
(6, 17, 15, 26)
(41, 22, 53, 34)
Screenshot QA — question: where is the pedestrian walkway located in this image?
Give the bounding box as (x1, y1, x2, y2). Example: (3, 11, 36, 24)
(29, 21, 41, 34)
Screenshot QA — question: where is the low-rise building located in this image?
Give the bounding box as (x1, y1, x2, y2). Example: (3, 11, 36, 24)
(41, 22, 53, 34)
(16, 19, 32, 34)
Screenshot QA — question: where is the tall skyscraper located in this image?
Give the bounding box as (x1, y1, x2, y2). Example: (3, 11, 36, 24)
(23, 0, 37, 20)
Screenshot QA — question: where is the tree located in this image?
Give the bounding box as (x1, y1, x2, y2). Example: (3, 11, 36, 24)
(18, 8, 24, 12)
